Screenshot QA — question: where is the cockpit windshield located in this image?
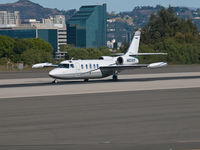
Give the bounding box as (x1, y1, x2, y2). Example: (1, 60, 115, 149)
(58, 64, 69, 68)
(57, 64, 74, 69)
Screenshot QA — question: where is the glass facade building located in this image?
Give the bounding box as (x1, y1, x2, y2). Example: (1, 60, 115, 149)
(0, 29, 36, 39)
(38, 29, 58, 52)
(67, 4, 107, 48)
(0, 29, 58, 54)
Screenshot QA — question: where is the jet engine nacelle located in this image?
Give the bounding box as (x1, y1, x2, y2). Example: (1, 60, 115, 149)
(148, 62, 168, 68)
(116, 56, 139, 65)
(99, 56, 114, 61)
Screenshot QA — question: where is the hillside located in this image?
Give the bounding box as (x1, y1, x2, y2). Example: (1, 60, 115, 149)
(0, 0, 200, 43)
(0, 0, 76, 20)
(107, 5, 200, 42)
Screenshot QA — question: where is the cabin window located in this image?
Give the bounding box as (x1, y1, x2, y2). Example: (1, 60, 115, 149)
(93, 64, 96, 69)
(70, 64, 74, 68)
(89, 64, 92, 69)
(58, 64, 69, 68)
(81, 64, 84, 69)
(97, 64, 99, 68)
(86, 64, 88, 69)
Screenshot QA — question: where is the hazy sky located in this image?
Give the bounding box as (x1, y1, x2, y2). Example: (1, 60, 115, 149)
(1, 0, 200, 12)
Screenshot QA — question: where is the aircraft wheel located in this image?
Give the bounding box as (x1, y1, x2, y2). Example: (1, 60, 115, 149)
(84, 79, 89, 82)
(112, 75, 118, 81)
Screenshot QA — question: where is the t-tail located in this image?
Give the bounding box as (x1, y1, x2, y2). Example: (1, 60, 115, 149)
(124, 30, 141, 56)
(124, 30, 167, 57)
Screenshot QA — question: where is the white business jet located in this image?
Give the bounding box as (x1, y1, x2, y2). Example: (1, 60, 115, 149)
(32, 30, 167, 83)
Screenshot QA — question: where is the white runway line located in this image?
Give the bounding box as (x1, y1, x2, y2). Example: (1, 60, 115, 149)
(0, 72, 200, 99)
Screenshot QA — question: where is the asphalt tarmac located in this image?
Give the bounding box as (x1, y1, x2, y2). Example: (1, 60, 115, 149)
(0, 66, 200, 150)
(0, 72, 200, 98)
(1, 89, 200, 150)
(0, 65, 200, 79)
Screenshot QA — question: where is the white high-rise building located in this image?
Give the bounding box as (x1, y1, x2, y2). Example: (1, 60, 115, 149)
(0, 11, 20, 27)
(41, 15, 66, 27)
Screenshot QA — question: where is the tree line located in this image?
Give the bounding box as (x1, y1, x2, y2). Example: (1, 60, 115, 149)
(0, 36, 54, 65)
(0, 36, 111, 66)
(59, 45, 111, 60)
(139, 6, 200, 64)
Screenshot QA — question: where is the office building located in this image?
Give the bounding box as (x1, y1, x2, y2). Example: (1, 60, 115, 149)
(0, 11, 20, 27)
(0, 15, 67, 55)
(41, 15, 66, 27)
(0, 27, 67, 55)
(0, 27, 58, 54)
(67, 4, 107, 48)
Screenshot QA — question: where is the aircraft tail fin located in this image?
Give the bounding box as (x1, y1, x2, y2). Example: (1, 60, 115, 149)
(125, 30, 141, 56)
(124, 30, 168, 57)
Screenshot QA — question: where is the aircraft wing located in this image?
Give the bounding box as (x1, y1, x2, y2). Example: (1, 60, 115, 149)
(100, 62, 167, 73)
(100, 64, 147, 71)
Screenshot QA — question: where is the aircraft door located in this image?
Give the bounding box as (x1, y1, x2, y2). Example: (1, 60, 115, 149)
(75, 62, 81, 77)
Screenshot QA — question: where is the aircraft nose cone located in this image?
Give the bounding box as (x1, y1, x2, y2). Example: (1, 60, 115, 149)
(49, 70, 56, 78)
(49, 69, 63, 78)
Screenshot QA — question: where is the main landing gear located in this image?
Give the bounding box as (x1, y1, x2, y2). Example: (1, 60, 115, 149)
(84, 79, 89, 82)
(112, 71, 119, 81)
(112, 75, 118, 81)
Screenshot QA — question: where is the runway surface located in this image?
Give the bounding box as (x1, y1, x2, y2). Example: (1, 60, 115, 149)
(0, 69, 200, 150)
(0, 65, 200, 79)
(1, 89, 200, 150)
(0, 72, 200, 98)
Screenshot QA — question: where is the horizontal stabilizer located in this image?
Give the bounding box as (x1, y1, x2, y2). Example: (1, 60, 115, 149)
(130, 53, 168, 56)
(111, 53, 124, 56)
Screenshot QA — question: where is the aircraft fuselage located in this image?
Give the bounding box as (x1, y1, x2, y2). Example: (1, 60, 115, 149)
(49, 59, 119, 80)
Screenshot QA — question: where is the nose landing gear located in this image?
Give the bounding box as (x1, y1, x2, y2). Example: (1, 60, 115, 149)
(52, 79, 58, 84)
